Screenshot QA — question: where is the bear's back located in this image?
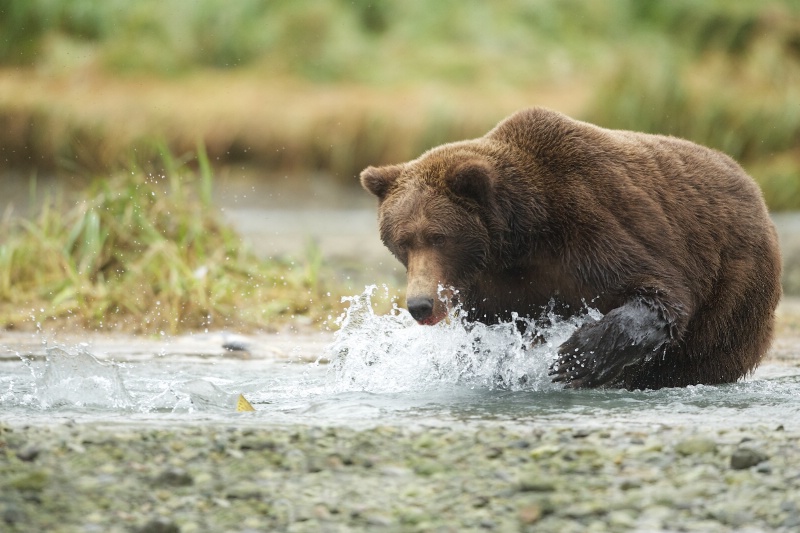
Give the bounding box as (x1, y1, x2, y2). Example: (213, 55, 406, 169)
(488, 107, 770, 236)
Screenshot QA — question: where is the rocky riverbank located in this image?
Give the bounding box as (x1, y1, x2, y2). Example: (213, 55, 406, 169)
(1, 419, 798, 532)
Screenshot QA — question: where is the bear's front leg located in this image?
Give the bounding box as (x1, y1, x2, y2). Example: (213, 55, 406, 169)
(549, 296, 680, 388)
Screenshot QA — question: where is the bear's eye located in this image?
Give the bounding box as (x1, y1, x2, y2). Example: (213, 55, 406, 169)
(430, 235, 446, 248)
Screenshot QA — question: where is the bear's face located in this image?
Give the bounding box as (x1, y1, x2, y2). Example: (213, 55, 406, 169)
(360, 149, 494, 325)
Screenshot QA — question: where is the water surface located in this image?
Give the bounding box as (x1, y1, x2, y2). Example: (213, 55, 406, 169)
(2, 287, 798, 432)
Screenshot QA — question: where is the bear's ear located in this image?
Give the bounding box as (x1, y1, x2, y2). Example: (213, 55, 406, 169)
(360, 165, 402, 201)
(447, 160, 493, 202)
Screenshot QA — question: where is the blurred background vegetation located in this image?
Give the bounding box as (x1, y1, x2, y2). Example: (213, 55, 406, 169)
(2, 0, 799, 201)
(2, 0, 800, 331)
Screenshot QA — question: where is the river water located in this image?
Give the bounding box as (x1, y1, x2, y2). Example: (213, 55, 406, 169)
(2, 173, 800, 431)
(2, 286, 799, 432)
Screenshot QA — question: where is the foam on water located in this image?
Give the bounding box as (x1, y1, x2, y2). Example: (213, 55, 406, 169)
(323, 285, 602, 393)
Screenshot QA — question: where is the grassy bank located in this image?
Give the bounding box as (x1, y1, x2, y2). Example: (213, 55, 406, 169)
(1, 0, 798, 207)
(0, 148, 348, 334)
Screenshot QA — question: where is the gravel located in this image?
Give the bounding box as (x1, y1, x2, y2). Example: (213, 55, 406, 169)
(2, 420, 799, 532)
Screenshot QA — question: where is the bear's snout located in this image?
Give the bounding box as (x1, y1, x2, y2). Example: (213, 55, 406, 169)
(405, 250, 449, 325)
(407, 297, 435, 323)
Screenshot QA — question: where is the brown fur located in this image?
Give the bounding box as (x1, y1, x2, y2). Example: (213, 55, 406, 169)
(360, 107, 781, 390)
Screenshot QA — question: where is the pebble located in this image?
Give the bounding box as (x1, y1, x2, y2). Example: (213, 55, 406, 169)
(136, 518, 180, 533)
(674, 437, 717, 455)
(0, 423, 797, 532)
(518, 504, 542, 525)
(517, 475, 557, 492)
(1, 503, 27, 526)
(730, 447, 769, 470)
(154, 468, 193, 487)
(15, 445, 41, 462)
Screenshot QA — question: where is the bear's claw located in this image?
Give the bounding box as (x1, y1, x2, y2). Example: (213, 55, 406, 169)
(549, 343, 613, 389)
(549, 304, 669, 389)
(549, 350, 620, 389)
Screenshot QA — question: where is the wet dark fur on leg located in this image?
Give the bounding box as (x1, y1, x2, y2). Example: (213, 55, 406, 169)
(550, 292, 681, 388)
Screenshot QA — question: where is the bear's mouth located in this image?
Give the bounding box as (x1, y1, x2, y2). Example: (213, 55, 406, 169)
(417, 313, 445, 326)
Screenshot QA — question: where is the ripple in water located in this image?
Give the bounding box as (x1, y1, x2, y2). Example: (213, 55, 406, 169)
(323, 285, 602, 393)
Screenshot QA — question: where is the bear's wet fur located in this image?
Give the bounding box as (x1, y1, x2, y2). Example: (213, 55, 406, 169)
(360, 107, 781, 390)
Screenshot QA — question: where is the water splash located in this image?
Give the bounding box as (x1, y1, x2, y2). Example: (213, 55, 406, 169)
(10, 346, 251, 414)
(323, 285, 602, 393)
(29, 347, 134, 409)
(165, 379, 242, 413)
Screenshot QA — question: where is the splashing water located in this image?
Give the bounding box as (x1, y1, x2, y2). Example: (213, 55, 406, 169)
(2, 286, 798, 430)
(7, 345, 247, 415)
(23, 347, 134, 409)
(323, 285, 602, 393)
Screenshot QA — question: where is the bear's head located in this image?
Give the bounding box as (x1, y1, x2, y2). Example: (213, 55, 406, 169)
(360, 144, 500, 325)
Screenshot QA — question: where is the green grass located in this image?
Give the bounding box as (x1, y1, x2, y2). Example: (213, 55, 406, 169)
(1, 0, 799, 208)
(0, 147, 346, 334)
(6, 0, 796, 84)
(582, 15, 800, 209)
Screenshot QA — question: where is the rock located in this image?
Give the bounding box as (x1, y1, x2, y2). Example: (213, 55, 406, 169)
(224, 481, 264, 500)
(154, 467, 193, 487)
(136, 517, 180, 533)
(473, 495, 490, 508)
(730, 448, 769, 470)
(675, 437, 717, 456)
(413, 458, 444, 477)
(9, 470, 48, 491)
(564, 501, 606, 519)
(222, 340, 250, 352)
(238, 437, 276, 451)
(518, 504, 542, 525)
(529, 444, 561, 458)
(607, 510, 636, 528)
(518, 474, 557, 492)
(1, 502, 27, 526)
(619, 478, 641, 490)
(486, 447, 503, 459)
(783, 511, 800, 529)
(16, 445, 41, 462)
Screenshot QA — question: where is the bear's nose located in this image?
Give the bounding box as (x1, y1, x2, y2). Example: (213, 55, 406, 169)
(407, 297, 434, 322)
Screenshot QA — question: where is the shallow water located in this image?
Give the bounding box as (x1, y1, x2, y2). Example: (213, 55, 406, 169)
(2, 286, 799, 431)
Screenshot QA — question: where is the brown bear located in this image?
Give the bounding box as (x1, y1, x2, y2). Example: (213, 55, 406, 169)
(359, 107, 781, 390)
